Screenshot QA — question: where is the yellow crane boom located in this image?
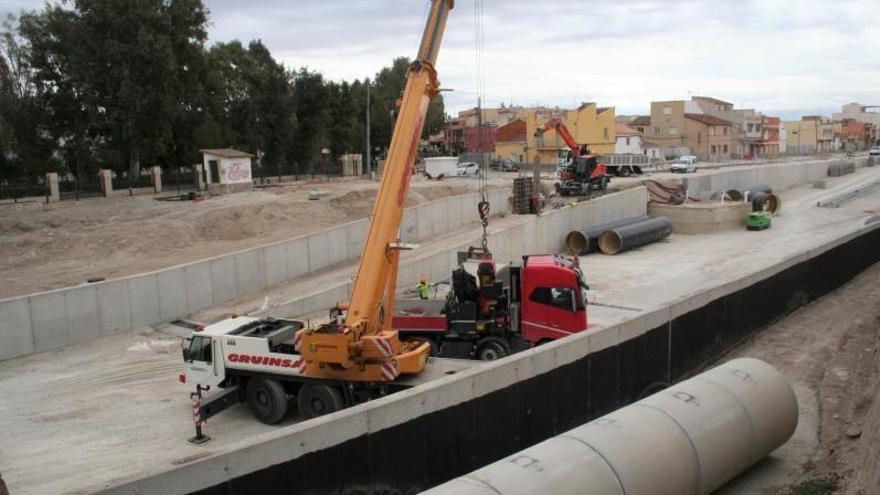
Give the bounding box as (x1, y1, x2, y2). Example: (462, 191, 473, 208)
(296, 0, 454, 382)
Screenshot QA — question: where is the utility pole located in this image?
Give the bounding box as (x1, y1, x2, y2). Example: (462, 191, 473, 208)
(365, 79, 372, 176)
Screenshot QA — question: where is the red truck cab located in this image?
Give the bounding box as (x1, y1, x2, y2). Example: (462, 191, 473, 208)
(519, 254, 588, 342)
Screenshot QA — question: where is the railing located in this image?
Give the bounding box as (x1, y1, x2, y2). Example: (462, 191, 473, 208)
(0, 178, 47, 202)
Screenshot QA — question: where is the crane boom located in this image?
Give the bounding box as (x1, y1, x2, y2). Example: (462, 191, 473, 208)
(296, 0, 454, 383)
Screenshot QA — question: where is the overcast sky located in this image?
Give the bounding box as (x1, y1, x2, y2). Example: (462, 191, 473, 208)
(3, 0, 878, 119)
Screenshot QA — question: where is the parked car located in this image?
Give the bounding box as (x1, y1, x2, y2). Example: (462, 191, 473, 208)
(490, 158, 518, 172)
(869, 145, 880, 157)
(457, 162, 481, 176)
(670, 156, 698, 173)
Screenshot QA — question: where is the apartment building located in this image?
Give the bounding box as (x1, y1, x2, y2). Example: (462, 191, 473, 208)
(756, 117, 780, 156)
(691, 96, 763, 158)
(683, 113, 733, 161)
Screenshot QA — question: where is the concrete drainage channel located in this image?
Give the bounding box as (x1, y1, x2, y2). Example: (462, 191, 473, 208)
(94, 220, 880, 495)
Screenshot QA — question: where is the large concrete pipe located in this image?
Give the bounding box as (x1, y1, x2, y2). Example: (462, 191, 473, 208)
(597, 216, 673, 255)
(564, 215, 650, 254)
(422, 358, 798, 495)
(709, 189, 744, 202)
(751, 192, 782, 215)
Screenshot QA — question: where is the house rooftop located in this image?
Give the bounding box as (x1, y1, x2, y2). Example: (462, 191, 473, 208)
(199, 148, 255, 159)
(630, 115, 651, 126)
(685, 113, 733, 126)
(615, 123, 641, 136)
(692, 96, 733, 106)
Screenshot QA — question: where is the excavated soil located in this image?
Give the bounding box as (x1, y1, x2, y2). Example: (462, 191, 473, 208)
(723, 260, 880, 494)
(0, 176, 509, 298)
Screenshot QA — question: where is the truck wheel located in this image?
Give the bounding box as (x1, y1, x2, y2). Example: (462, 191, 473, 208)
(297, 383, 345, 420)
(620, 166, 632, 177)
(600, 176, 608, 191)
(246, 378, 289, 425)
(476, 338, 510, 361)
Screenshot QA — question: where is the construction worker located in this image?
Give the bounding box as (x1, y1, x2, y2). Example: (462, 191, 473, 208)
(417, 276, 431, 300)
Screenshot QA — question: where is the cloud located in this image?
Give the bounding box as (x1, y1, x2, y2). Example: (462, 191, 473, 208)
(3, 0, 877, 117)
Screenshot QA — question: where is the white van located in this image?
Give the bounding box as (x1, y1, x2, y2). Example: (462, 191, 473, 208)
(670, 155, 698, 173)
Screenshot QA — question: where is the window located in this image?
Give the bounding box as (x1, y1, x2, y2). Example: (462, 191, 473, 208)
(697, 132, 701, 145)
(185, 336, 212, 363)
(530, 287, 577, 312)
(723, 127, 728, 135)
(669, 125, 679, 136)
(723, 144, 729, 153)
(711, 145, 717, 154)
(626, 137, 630, 146)
(663, 106, 672, 115)
(604, 127, 609, 139)
(654, 126, 660, 136)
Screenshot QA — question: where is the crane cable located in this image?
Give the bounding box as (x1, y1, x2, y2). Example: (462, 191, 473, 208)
(473, 0, 490, 251)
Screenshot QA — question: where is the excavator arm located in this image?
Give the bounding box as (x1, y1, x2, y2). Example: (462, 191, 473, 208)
(542, 118, 581, 153)
(296, 0, 454, 383)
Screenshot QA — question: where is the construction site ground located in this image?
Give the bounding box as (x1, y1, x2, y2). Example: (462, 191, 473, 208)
(0, 154, 841, 300)
(0, 162, 878, 495)
(0, 175, 511, 298)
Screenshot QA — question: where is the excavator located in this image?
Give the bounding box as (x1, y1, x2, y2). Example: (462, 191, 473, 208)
(180, 0, 461, 426)
(539, 118, 610, 196)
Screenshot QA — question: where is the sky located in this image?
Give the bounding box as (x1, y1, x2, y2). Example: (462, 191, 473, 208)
(2, 0, 878, 119)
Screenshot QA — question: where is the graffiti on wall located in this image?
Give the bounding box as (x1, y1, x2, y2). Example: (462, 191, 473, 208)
(222, 160, 252, 183)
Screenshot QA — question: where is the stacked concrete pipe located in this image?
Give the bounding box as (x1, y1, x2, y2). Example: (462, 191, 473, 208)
(564, 215, 650, 255)
(422, 358, 799, 495)
(597, 216, 673, 255)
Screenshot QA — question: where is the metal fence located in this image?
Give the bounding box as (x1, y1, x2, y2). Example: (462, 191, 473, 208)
(0, 177, 47, 202)
(112, 170, 153, 191)
(59, 174, 103, 200)
(163, 166, 196, 194)
(253, 160, 347, 184)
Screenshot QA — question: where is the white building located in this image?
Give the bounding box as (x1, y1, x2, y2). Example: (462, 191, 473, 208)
(200, 148, 255, 195)
(614, 123, 643, 154)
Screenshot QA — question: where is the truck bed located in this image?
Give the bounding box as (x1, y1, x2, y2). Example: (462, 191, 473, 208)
(393, 299, 449, 332)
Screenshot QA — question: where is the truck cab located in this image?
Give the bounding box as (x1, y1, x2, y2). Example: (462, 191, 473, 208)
(518, 254, 588, 342)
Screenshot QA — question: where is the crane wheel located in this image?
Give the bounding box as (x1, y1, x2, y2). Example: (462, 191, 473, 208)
(246, 378, 289, 424)
(297, 383, 345, 420)
(476, 337, 510, 361)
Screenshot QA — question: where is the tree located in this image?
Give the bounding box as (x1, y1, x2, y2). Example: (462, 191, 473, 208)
(291, 68, 330, 168)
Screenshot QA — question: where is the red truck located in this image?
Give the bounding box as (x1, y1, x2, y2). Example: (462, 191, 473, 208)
(393, 254, 591, 361)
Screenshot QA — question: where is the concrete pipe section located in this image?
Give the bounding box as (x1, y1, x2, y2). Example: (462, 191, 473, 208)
(564, 215, 649, 255)
(422, 358, 798, 495)
(751, 192, 781, 215)
(709, 189, 744, 202)
(597, 216, 673, 255)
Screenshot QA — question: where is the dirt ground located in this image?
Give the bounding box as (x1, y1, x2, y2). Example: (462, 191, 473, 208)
(721, 260, 880, 494)
(0, 175, 514, 298)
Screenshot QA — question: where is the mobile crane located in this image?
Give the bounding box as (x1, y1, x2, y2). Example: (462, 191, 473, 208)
(539, 118, 610, 196)
(180, 0, 458, 425)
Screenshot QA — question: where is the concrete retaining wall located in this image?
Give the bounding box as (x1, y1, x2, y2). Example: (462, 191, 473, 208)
(681, 159, 831, 199)
(92, 213, 880, 495)
(648, 202, 752, 234)
(0, 189, 512, 362)
(265, 187, 649, 320)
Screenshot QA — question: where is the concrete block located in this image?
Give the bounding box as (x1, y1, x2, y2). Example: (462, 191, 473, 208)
(587, 324, 621, 354)
(97, 279, 132, 335)
(307, 231, 331, 271)
(415, 205, 432, 241)
(515, 345, 559, 381)
(618, 316, 647, 343)
(0, 298, 34, 360)
(401, 208, 418, 241)
(550, 331, 591, 367)
(234, 250, 265, 296)
(422, 366, 476, 412)
(345, 221, 368, 260)
(127, 274, 161, 328)
(285, 237, 310, 279)
(365, 387, 426, 433)
(430, 201, 450, 237)
(157, 269, 187, 321)
(325, 227, 347, 268)
(46, 172, 59, 203)
(669, 289, 712, 320)
(29, 291, 69, 351)
(183, 261, 213, 313)
(65, 285, 101, 342)
(472, 356, 520, 397)
(209, 256, 237, 304)
(263, 243, 288, 287)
